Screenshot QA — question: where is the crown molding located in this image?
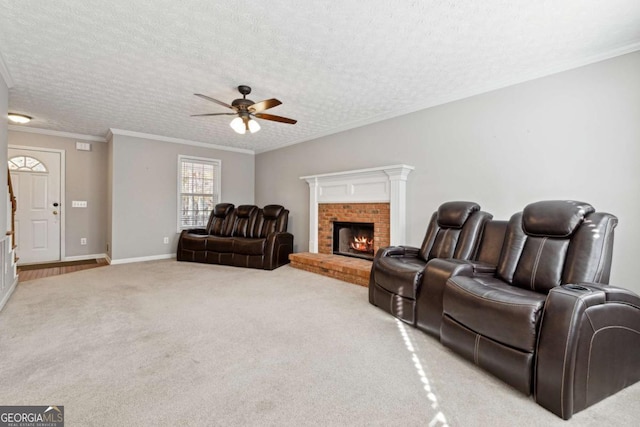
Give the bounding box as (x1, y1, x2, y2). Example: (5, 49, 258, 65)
(107, 128, 255, 155)
(0, 49, 14, 88)
(8, 125, 106, 142)
(257, 42, 640, 155)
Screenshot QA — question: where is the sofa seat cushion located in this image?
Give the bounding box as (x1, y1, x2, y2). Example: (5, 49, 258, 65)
(233, 238, 266, 256)
(374, 256, 427, 299)
(206, 236, 234, 253)
(444, 276, 546, 352)
(180, 234, 208, 251)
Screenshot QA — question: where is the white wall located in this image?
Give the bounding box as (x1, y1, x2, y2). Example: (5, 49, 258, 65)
(109, 134, 255, 261)
(256, 51, 640, 293)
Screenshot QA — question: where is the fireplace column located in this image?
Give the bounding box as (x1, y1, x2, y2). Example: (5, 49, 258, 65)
(307, 178, 320, 253)
(386, 167, 413, 246)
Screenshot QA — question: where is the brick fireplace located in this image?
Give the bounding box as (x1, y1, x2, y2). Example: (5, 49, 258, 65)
(290, 165, 413, 286)
(318, 203, 390, 258)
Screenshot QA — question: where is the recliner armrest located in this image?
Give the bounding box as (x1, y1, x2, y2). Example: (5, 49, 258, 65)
(535, 283, 640, 419)
(369, 246, 422, 303)
(415, 259, 496, 336)
(377, 245, 421, 258)
(470, 262, 497, 274)
(183, 228, 208, 235)
(264, 232, 294, 270)
(575, 282, 640, 307)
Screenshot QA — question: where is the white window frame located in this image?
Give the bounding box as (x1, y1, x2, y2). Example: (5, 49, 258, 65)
(177, 155, 222, 232)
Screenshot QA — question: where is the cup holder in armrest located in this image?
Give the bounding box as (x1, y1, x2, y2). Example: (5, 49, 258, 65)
(563, 284, 591, 292)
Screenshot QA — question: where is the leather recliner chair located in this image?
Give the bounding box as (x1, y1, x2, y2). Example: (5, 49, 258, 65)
(439, 200, 640, 419)
(369, 201, 492, 324)
(177, 203, 235, 263)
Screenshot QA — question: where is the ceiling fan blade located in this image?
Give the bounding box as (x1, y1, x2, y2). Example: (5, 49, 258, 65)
(249, 98, 282, 113)
(194, 93, 234, 110)
(190, 113, 236, 117)
(254, 113, 297, 124)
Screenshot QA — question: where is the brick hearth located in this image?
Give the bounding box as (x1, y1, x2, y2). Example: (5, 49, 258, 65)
(289, 252, 372, 287)
(289, 202, 389, 286)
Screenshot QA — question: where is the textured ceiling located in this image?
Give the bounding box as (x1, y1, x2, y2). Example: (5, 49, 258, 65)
(1, 1, 639, 153)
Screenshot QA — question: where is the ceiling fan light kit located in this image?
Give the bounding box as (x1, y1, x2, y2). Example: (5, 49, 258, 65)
(229, 116, 260, 134)
(247, 118, 260, 133)
(8, 113, 32, 124)
(193, 85, 296, 135)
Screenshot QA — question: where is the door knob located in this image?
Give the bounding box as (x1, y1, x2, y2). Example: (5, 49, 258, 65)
(53, 210, 58, 215)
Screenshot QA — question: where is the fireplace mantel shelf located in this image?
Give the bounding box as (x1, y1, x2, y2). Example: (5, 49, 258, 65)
(301, 164, 414, 253)
(300, 164, 414, 182)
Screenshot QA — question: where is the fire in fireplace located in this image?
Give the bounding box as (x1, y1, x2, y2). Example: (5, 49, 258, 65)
(332, 221, 375, 260)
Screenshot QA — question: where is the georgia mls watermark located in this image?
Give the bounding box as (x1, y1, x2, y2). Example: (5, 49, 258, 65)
(0, 406, 64, 427)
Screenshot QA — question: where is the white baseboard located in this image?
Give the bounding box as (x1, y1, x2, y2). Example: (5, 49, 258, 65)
(63, 253, 108, 262)
(109, 254, 175, 265)
(0, 276, 19, 313)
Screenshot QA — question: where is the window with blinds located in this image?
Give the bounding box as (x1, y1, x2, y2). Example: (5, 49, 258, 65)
(178, 155, 221, 230)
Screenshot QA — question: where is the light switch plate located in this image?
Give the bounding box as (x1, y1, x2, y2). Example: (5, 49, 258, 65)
(72, 200, 88, 208)
(76, 142, 92, 151)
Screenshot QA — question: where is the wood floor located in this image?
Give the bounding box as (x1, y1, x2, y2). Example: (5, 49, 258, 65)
(18, 259, 109, 282)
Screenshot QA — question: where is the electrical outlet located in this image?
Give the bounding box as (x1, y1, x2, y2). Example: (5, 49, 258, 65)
(80, 238, 87, 245)
(163, 237, 169, 244)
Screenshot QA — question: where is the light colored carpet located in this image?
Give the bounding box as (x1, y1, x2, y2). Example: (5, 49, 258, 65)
(0, 260, 638, 426)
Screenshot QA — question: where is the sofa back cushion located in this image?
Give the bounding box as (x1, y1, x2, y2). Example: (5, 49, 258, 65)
(206, 203, 234, 236)
(253, 205, 289, 238)
(497, 200, 617, 293)
(230, 205, 259, 238)
(419, 201, 492, 261)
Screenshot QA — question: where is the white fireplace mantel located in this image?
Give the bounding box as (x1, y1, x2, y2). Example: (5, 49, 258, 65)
(301, 164, 414, 252)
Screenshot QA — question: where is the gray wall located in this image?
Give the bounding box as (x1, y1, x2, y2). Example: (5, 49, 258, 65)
(106, 137, 113, 259)
(256, 51, 640, 293)
(109, 134, 254, 261)
(8, 131, 108, 257)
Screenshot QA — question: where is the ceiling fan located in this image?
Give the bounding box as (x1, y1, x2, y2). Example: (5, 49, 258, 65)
(192, 85, 297, 134)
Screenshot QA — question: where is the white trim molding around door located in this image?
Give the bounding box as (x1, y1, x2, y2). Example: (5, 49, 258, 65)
(9, 145, 66, 262)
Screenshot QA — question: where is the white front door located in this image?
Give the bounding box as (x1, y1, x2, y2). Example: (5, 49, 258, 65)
(9, 148, 62, 264)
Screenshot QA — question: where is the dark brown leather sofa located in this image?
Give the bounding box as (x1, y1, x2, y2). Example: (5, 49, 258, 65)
(177, 203, 293, 270)
(369, 200, 640, 419)
(369, 201, 492, 325)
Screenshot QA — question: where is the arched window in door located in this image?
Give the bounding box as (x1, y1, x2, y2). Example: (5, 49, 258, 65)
(8, 155, 48, 172)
